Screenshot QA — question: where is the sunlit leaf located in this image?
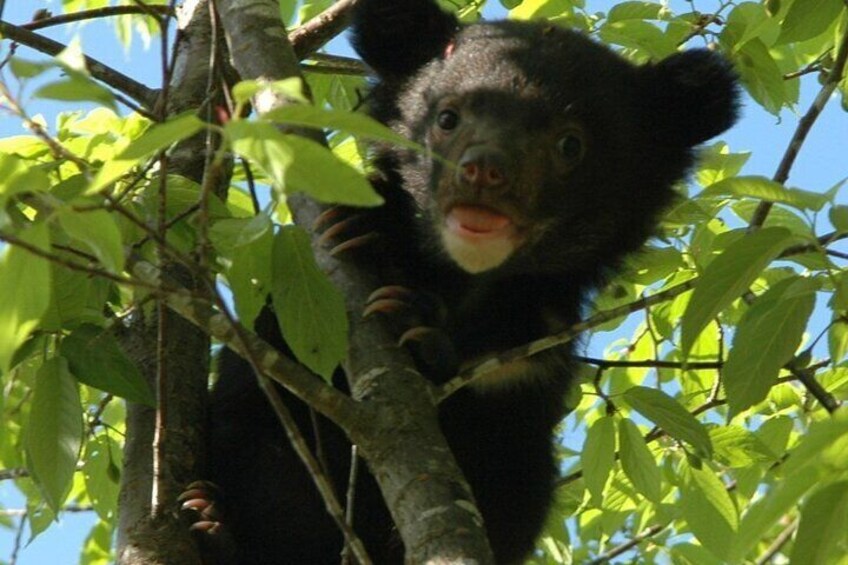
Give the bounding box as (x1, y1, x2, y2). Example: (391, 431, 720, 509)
(227, 120, 382, 206)
(704, 175, 828, 211)
(88, 113, 204, 193)
(617, 418, 661, 503)
(83, 434, 122, 522)
(790, 481, 848, 564)
(581, 416, 616, 503)
(776, 0, 844, 44)
(723, 277, 816, 418)
(0, 223, 51, 372)
(623, 386, 712, 458)
(681, 227, 794, 356)
(271, 226, 348, 380)
(58, 208, 125, 273)
(25, 357, 83, 513)
(265, 105, 422, 151)
(679, 463, 738, 561)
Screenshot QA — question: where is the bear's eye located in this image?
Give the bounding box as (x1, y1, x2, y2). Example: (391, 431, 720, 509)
(556, 131, 585, 162)
(437, 109, 460, 131)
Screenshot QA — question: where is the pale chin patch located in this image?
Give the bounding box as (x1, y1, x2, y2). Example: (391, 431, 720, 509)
(441, 228, 516, 273)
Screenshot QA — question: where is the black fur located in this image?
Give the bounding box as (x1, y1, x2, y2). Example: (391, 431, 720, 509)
(202, 1, 739, 563)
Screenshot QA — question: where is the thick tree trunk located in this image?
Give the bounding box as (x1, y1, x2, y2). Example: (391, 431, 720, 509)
(116, 1, 225, 563)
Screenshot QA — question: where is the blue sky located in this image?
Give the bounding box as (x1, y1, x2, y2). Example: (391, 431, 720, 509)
(1, 0, 846, 563)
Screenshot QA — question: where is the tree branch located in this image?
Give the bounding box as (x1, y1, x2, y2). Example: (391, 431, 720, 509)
(440, 277, 698, 399)
(289, 0, 359, 60)
(0, 20, 159, 109)
(588, 524, 666, 564)
(20, 5, 172, 31)
(749, 21, 848, 228)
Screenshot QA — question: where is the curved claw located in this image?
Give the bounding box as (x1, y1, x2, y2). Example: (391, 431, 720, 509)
(398, 326, 442, 347)
(367, 285, 415, 303)
(363, 298, 410, 318)
(189, 520, 225, 536)
(317, 214, 368, 247)
(178, 481, 218, 503)
(312, 206, 349, 232)
(329, 232, 381, 257)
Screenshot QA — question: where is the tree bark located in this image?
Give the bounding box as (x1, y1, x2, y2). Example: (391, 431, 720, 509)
(215, 0, 494, 562)
(116, 1, 225, 563)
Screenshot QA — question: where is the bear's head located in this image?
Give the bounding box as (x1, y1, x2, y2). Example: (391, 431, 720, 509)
(352, 0, 740, 277)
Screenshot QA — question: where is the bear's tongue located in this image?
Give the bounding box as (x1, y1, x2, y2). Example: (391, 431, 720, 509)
(447, 206, 512, 236)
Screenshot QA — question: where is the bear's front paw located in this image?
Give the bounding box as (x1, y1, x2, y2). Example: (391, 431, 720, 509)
(313, 205, 384, 259)
(364, 285, 458, 382)
(179, 481, 236, 564)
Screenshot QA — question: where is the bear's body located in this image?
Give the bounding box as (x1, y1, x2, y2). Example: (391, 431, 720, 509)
(201, 1, 739, 562)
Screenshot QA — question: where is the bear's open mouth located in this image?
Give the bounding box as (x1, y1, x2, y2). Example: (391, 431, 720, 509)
(445, 205, 516, 240)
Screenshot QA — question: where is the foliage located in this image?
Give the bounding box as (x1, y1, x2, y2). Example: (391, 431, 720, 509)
(0, 0, 847, 563)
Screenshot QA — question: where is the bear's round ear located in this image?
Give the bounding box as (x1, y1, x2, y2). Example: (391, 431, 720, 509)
(638, 49, 741, 147)
(350, 0, 459, 80)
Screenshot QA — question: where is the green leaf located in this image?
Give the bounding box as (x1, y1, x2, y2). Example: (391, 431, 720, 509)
(723, 277, 816, 418)
(0, 223, 51, 372)
(209, 214, 273, 254)
(34, 72, 117, 111)
(211, 215, 274, 327)
(227, 120, 383, 206)
(80, 519, 114, 565)
(730, 410, 848, 561)
(265, 105, 422, 151)
(694, 142, 751, 187)
(26, 502, 55, 543)
(781, 408, 848, 478)
(681, 227, 794, 356)
(82, 434, 122, 522)
(708, 425, 778, 467)
(790, 481, 848, 564)
(617, 418, 661, 503)
(704, 175, 828, 211)
(581, 416, 616, 503)
(671, 543, 724, 565)
(830, 205, 848, 234)
(25, 357, 83, 513)
(829, 317, 848, 363)
(0, 153, 51, 198)
(732, 39, 788, 115)
(598, 20, 677, 59)
(58, 208, 125, 273)
(271, 226, 348, 380)
(89, 113, 205, 193)
(623, 386, 712, 458)
(9, 57, 54, 79)
(731, 201, 811, 235)
(607, 1, 663, 21)
(679, 462, 739, 561)
(622, 246, 683, 285)
(776, 0, 844, 44)
(60, 325, 154, 406)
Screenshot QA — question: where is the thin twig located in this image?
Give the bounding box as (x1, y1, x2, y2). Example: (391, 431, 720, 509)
(21, 5, 172, 31)
(575, 356, 722, 370)
(750, 23, 848, 228)
(589, 524, 666, 564)
(0, 20, 158, 108)
(290, 0, 359, 60)
(440, 278, 698, 399)
(754, 516, 799, 564)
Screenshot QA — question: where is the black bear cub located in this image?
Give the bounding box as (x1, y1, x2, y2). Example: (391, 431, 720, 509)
(192, 0, 739, 563)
